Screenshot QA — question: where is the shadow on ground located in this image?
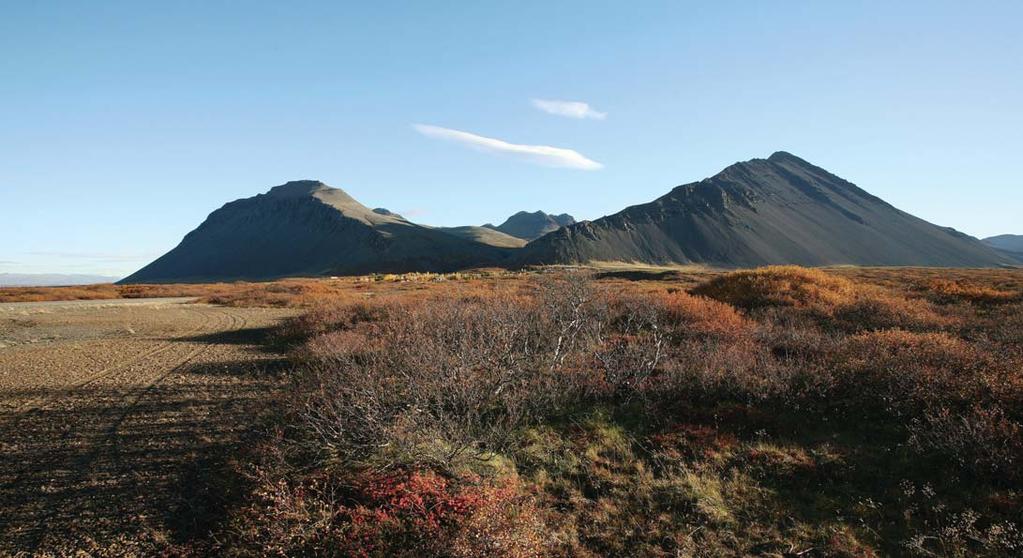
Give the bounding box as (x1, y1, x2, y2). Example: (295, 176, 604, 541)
(0, 359, 284, 554)
(594, 270, 682, 281)
(180, 325, 282, 351)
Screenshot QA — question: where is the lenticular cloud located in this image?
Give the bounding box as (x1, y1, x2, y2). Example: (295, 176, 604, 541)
(413, 124, 603, 170)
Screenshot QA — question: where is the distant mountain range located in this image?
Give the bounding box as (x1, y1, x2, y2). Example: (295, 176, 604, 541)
(121, 153, 1013, 283)
(0, 273, 120, 287)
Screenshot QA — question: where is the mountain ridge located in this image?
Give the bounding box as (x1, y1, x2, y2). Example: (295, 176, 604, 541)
(120, 181, 513, 283)
(984, 234, 1023, 262)
(984, 234, 1023, 251)
(122, 154, 1012, 284)
(519, 152, 1008, 268)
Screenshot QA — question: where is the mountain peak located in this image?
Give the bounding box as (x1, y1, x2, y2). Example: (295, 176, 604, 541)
(489, 210, 576, 241)
(265, 180, 373, 212)
(266, 180, 334, 198)
(521, 154, 1008, 268)
(767, 151, 811, 165)
(121, 179, 512, 283)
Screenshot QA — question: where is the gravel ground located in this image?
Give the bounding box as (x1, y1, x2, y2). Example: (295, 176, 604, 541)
(0, 299, 298, 555)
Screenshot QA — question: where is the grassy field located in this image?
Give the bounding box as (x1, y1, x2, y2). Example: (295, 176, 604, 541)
(6, 266, 1023, 556)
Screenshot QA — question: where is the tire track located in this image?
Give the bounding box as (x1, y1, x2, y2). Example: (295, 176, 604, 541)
(1, 306, 225, 546)
(0, 302, 294, 554)
(0, 307, 216, 495)
(0, 306, 216, 495)
(10, 305, 211, 414)
(17, 307, 260, 552)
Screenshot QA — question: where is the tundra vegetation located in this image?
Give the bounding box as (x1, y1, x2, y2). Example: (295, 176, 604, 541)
(6, 266, 1022, 556)
(181, 266, 1019, 557)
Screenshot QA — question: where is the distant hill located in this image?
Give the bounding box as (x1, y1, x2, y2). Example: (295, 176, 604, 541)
(0, 273, 120, 287)
(120, 181, 513, 283)
(435, 226, 527, 248)
(984, 234, 1023, 262)
(983, 234, 1023, 252)
(520, 152, 1009, 268)
(484, 211, 576, 241)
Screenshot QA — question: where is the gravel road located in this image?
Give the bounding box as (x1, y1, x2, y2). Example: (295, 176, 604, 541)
(0, 299, 298, 554)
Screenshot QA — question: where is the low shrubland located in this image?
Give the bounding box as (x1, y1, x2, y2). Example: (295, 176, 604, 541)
(691, 265, 949, 332)
(5, 266, 1020, 555)
(202, 266, 1023, 557)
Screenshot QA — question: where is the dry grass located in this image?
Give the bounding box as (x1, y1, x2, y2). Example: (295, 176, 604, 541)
(0, 280, 360, 306)
(0, 270, 531, 307)
(0, 282, 238, 304)
(0, 283, 123, 303)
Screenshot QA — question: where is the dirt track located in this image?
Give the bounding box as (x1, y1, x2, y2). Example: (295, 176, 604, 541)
(0, 299, 298, 555)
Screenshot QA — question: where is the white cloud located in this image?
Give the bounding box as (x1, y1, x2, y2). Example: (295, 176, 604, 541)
(531, 98, 606, 120)
(413, 124, 603, 170)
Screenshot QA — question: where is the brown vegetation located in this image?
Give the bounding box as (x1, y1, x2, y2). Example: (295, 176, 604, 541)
(190, 266, 1023, 557)
(5, 265, 1023, 555)
(0, 271, 524, 306)
(691, 265, 949, 331)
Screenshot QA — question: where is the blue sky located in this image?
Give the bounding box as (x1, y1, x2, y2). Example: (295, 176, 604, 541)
(2, 1, 1020, 277)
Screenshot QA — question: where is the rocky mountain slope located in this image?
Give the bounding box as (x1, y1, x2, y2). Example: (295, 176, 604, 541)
(484, 211, 576, 241)
(123, 155, 1011, 283)
(520, 152, 1010, 268)
(120, 181, 512, 283)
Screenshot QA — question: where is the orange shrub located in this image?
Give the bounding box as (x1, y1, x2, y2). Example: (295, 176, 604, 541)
(690, 266, 857, 310)
(691, 266, 946, 332)
(831, 330, 992, 413)
(652, 290, 754, 340)
(923, 279, 1020, 305)
(831, 291, 948, 331)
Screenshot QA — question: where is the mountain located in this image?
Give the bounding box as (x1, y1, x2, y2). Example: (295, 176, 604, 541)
(484, 211, 576, 241)
(0, 273, 120, 287)
(983, 234, 1023, 252)
(434, 226, 527, 248)
(122, 155, 1011, 283)
(984, 235, 1023, 262)
(120, 181, 512, 283)
(520, 152, 1010, 268)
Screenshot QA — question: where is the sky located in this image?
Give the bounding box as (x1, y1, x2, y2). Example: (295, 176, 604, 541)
(2, 1, 1021, 278)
